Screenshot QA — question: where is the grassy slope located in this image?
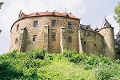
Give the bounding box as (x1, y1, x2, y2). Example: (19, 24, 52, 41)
(0, 50, 120, 80)
(38, 55, 95, 80)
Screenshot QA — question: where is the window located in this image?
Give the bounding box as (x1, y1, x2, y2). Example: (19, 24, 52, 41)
(68, 36, 72, 42)
(94, 34, 96, 39)
(84, 41, 86, 44)
(51, 35, 56, 41)
(16, 24, 19, 31)
(94, 44, 97, 47)
(33, 21, 38, 27)
(15, 38, 18, 44)
(84, 32, 86, 37)
(87, 32, 90, 36)
(33, 35, 37, 41)
(52, 20, 56, 27)
(68, 22, 72, 29)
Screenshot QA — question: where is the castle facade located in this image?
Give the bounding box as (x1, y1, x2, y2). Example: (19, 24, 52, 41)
(9, 11, 116, 59)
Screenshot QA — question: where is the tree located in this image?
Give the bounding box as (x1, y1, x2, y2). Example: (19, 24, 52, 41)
(0, 2, 4, 9)
(114, 2, 120, 26)
(115, 30, 120, 59)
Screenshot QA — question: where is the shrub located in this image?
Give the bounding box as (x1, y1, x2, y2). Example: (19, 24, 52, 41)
(33, 49, 46, 60)
(0, 61, 23, 80)
(97, 70, 113, 80)
(69, 53, 87, 64)
(84, 65, 92, 70)
(62, 50, 77, 58)
(87, 55, 99, 66)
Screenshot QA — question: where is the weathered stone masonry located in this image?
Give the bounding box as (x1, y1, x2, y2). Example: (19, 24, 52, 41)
(9, 11, 116, 59)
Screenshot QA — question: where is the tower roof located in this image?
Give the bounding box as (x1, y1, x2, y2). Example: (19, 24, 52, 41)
(102, 18, 111, 28)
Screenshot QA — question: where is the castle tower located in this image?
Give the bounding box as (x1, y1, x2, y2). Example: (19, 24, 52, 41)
(99, 18, 116, 59)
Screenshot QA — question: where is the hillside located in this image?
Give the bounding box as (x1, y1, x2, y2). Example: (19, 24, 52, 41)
(0, 49, 120, 80)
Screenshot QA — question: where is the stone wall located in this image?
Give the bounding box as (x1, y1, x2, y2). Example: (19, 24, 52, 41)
(99, 27, 116, 59)
(10, 16, 80, 53)
(80, 29, 103, 56)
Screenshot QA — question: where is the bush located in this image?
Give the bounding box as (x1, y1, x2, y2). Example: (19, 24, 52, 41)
(87, 55, 99, 66)
(97, 70, 113, 80)
(0, 61, 23, 80)
(62, 50, 78, 58)
(33, 49, 46, 60)
(69, 53, 87, 64)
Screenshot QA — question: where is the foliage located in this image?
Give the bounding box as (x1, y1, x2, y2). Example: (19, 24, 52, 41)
(33, 49, 46, 60)
(0, 50, 120, 79)
(0, 2, 4, 9)
(114, 2, 120, 26)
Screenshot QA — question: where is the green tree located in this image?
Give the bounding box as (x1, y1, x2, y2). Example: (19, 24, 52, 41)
(0, 2, 4, 9)
(114, 2, 120, 26)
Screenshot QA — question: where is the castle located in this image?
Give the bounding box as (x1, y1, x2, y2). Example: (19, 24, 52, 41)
(9, 11, 116, 59)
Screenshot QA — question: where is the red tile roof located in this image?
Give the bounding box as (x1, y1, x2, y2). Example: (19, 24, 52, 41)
(20, 11, 79, 20)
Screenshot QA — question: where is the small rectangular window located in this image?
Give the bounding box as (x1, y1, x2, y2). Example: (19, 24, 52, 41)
(87, 32, 90, 36)
(84, 32, 86, 37)
(15, 38, 18, 44)
(16, 24, 19, 31)
(33, 21, 38, 27)
(68, 22, 72, 29)
(68, 36, 72, 42)
(52, 20, 56, 27)
(33, 35, 37, 41)
(94, 34, 96, 39)
(51, 35, 56, 41)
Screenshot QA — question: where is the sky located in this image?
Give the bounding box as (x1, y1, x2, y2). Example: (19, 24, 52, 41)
(0, 0, 119, 54)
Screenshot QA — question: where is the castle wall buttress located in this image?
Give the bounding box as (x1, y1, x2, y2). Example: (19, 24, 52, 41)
(60, 27, 67, 52)
(43, 25, 49, 52)
(78, 29, 83, 53)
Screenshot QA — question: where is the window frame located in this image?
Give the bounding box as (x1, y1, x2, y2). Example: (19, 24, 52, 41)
(51, 34, 56, 41)
(68, 36, 72, 43)
(52, 20, 56, 27)
(68, 22, 72, 29)
(33, 35, 37, 41)
(33, 21, 38, 27)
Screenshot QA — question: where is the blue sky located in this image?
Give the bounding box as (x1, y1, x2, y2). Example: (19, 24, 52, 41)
(0, 0, 119, 54)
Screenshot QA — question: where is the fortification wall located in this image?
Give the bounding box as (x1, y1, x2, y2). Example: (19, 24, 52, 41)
(80, 29, 103, 56)
(10, 16, 80, 53)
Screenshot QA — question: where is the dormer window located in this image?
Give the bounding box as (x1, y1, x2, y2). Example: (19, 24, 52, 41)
(33, 21, 38, 27)
(68, 22, 72, 29)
